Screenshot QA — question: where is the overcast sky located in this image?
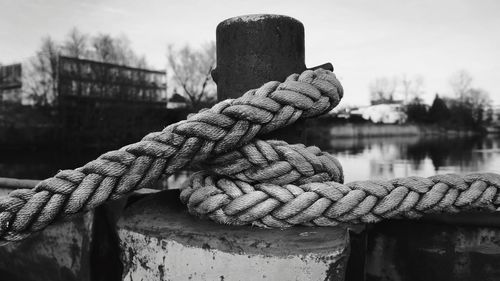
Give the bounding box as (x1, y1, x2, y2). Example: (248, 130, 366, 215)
(1, 0, 499, 106)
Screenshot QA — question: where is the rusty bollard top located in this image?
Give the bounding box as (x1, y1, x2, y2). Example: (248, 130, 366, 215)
(213, 14, 306, 101)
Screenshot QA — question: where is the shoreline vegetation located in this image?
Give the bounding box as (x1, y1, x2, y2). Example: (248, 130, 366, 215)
(303, 120, 485, 150)
(326, 123, 480, 138)
(0, 110, 492, 150)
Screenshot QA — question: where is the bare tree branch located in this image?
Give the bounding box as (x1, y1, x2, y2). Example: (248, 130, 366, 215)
(167, 42, 216, 110)
(62, 27, 88, 59)
(449, 70, 473, 102)
(400, 74, 424, 103)
(369, 77, 397, 104)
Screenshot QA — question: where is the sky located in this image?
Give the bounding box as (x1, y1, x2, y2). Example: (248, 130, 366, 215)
(1, 0, 499, 106)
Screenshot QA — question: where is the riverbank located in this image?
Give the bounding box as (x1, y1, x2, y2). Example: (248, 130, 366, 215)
(323, 123, 480, 138)
(0, 104, 190, 149)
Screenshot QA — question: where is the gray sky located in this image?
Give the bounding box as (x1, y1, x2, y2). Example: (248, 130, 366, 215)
(1, 0, 499, 106)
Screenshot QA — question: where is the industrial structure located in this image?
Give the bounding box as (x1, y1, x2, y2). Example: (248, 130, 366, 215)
(0, 56, 169, 147)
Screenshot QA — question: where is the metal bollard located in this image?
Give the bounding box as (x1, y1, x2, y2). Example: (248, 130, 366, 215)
(118, 14, 351, 281)
(212, 14, 306, 101)
(213, 14, 333, 144)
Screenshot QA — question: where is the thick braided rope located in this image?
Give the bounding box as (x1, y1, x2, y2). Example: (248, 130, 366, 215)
(0, 69, 343, 243)
(181, 170, 500, 228)
(202, 140, 344, 186)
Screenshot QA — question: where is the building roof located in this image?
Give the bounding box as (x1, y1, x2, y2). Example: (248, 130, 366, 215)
(169, 93, 187, 103)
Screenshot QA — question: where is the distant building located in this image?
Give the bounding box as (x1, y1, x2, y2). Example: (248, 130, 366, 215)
(370, 98, 403, 106)
(493, 105, 500, 122)
(351, 103, 407, 124)
(0, 56, 170, 147)
(485, 105, 500, 133)
(166, 91, 188, 109)
(58, 56, 167, 105)
(0, 63, 23, 103)
(0, 56, 167, 106)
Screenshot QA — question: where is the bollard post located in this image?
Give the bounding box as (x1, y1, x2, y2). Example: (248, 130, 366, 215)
(117, 14, 352, 281)
(212, 14, 333, 144)
(212, 14, 306, 101)
(216, 14, 365, 281)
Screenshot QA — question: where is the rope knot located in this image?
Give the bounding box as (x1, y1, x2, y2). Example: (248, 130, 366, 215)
(1, 66, 499, 244)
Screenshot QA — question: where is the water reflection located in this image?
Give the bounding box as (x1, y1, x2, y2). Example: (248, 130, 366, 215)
(365, 220, 500, 281)
(323, 135, 500, 183)
(0, 148, 102, 180)
(0, 135, 499, 186)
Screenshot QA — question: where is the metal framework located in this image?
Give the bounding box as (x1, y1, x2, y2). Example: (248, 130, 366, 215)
(0, 63, 22, 90)
(56, 56, 169, 147)
(58, 56, 166, 103)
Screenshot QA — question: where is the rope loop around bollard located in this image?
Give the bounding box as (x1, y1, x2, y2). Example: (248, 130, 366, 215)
(0, 67, 499, 244)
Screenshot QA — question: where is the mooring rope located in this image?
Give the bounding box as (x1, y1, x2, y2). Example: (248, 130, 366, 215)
(182, 169, 500, 227)
(0, 68, 498, 244)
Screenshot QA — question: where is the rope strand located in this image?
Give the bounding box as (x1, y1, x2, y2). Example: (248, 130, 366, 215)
(181, 170, 500, 228)
(0, 68, 342, 242)
(1, 66, 499, 245)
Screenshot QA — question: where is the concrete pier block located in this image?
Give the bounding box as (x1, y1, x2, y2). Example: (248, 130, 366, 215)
(0, 186, 125, 281)
(0, 210, 94, 281)
(366, 217, 500, 281)
(118, 190, 351, 281)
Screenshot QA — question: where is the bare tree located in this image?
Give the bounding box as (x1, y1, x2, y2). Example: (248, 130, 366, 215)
(167, 42, 216, 109)
(135, 55, 148, 69)
(369, 77, 397, 104)
(62, 27, 88, 59)
(469, 88, 491, 107)
(24, 30, 151, 106)
(25, 36, 60, 106)
(468, 88, 492, 122)
(400, 74, 424, 103)
(91, 34, 119, 63)
(90, 34, 146, 67)
(448, 70, 492, 124)
(449, 70, 473, 102)
(113, 35, 139, 66)
(448, 70, 491, 108)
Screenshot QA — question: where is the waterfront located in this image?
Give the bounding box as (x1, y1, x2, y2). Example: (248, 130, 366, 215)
(1, 134, 498, 185)
(327, 135, 500, 183)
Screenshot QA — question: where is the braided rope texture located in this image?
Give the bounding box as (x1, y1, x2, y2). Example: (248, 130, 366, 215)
(181, 171, 500, 228)
(0, 69, 343, 243)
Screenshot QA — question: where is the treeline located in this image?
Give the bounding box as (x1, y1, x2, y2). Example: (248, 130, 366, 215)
(20, 27, 217, 110)
(406, 94, 493, 128)
(0, 27, 219, 148)
(370, 70, 493, 129)
(405, 70, 493, 129)
(42, 27, 148, 68)
(21, 28, 150, 106)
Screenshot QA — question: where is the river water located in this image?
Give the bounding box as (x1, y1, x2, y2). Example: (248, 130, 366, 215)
(1, 133, 500, 281)
(1, 135, 499, 184)
(328, 135, 500, 182)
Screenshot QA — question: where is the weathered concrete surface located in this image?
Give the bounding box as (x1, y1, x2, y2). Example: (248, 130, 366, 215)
(0, 210, 93, 281)
(366, 218, 500, 281)
(118, 190, 351, 281)
(0, 186, 129, 281)
(113, 14, 353, 281)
